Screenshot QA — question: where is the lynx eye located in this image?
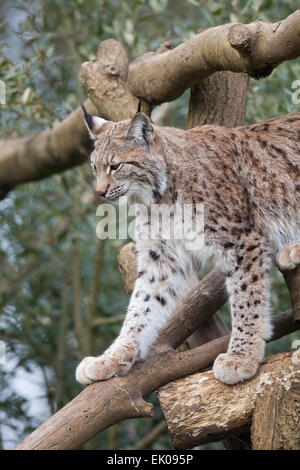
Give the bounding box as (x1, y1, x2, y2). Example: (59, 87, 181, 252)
(91, 163, 97, 172)
(110, 163, 123, 173)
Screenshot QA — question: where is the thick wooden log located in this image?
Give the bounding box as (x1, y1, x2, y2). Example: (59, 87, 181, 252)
(0, 41, 137, 198)
(158, 352, 299, 449)
(184, 313, 229, 350)
(251, 378, 300, 449)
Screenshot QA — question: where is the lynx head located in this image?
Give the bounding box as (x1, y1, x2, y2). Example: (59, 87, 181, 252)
(82, 105, 167, 205)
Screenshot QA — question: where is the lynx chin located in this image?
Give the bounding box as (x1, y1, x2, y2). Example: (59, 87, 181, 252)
(76, 105, 300, 386)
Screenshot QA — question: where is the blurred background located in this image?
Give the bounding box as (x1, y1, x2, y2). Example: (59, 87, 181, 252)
(0, 0, 299, 450)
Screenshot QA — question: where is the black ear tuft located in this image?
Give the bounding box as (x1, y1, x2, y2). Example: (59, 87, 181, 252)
(81, 104, 93, 131)
(81, 105, 108, 137)
(137, 99, 142, 113)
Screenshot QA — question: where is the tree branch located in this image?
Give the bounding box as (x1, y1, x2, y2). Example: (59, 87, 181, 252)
(79, 39, 141, 121)
(128, 11, 300, 104)
(0, 100, 97, 199)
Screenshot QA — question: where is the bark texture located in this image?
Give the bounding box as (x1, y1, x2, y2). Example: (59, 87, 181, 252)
(14, 269, 226, 450)
(187, 71, 249, 129)
(0, 41, 137, 198)
(158, 353, 300, 449)
(251, 378, 300, 450)
(79, 39, 141, 121)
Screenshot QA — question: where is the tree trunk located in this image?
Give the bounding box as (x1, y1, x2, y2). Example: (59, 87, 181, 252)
(187, 71, 248, 129)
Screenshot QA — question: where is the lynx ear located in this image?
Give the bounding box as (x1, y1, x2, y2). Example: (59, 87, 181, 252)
(126, 112, 153, 144)
(81, 104, 108, 138)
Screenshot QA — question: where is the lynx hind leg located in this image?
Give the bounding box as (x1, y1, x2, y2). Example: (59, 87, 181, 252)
(213, 232, 272, 385)
(213, 349, 262, 385)
(275, 243, 300, 271)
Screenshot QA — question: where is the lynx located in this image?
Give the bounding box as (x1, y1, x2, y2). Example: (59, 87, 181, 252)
(76, 105, 300, 385)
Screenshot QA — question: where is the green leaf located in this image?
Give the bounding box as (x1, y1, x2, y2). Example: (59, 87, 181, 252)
(186, 0, 202, 5)
(149, 0, 168, 13)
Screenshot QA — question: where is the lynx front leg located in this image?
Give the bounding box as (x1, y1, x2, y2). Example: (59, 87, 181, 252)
(76, 240, 194, 385)
(213, 233, 272, 385)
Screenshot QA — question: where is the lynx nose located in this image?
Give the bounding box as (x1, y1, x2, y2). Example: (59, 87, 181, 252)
(96, 183, 110, 197)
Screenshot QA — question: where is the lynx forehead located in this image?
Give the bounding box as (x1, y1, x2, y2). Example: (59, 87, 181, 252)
(77, 106, 300, 386)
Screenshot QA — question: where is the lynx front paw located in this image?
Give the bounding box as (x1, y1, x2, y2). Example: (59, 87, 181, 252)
(213, 353, 260, 385)
(76, 345, 137, 385)
(275, 243, 300, 271)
